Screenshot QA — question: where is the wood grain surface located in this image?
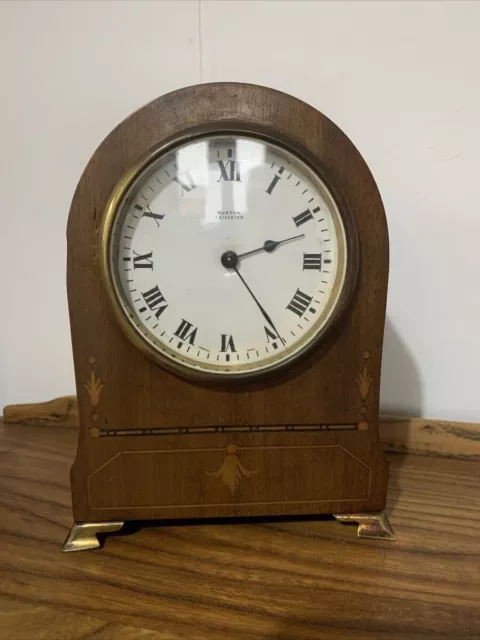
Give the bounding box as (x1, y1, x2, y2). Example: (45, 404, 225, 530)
(5, 396, 480, 459)
(0, 421, 479, 639)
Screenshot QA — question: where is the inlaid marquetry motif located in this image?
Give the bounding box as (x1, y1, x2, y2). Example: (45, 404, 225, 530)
(356, 363, 373, 401)
(84, 371, 104, 409)
(205, 444, 259, 495)
(357, 352, 373, 431)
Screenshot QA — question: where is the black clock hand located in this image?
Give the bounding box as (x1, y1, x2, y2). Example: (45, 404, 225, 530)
(237, 234, 305, 260)
(233, 266, 285, 345)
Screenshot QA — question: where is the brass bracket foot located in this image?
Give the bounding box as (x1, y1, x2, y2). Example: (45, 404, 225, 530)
(61, 521, 124, 552)
(333, 512, 396, 541)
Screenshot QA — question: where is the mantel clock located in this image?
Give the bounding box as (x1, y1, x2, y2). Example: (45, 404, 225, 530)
(62, 83, 394, 551)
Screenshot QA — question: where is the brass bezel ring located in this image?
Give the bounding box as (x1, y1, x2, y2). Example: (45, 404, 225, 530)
(98, 122, 359, 382)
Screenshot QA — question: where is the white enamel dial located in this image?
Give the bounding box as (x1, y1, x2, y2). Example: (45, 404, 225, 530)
(107, 134, 348, 378)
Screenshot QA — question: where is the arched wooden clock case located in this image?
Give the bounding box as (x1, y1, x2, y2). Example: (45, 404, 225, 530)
(62, 83, 394, 551)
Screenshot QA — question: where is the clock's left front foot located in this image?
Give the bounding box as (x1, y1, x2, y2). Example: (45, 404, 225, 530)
(61, 521, 124, 552)
(333, 511, 396, 540)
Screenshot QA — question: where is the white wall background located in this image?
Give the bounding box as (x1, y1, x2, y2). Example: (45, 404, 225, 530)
(1, 0, 479, 422)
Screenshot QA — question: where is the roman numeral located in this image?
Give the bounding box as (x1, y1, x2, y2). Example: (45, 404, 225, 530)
(221, 334, 236, 352)
(292, 209, 314, 227)
(143, 204, 165, 227)
(266, 172, 282, 195)
(140, 285, 168, 319)
(264, 326, 277, 342)
(303, 253, 322, 270)
(217, 160, 241, 182)
(286, 289, 313, 317)
(264, 326, 284, 349)
(172, 172, 197, 196)
(174, 319, 197, 344)
(133, 251, 153, 269)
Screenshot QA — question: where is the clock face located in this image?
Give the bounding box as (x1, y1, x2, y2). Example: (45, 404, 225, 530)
(105, 133, 349, 379)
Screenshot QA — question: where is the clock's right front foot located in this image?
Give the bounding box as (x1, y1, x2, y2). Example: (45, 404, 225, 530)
(333, 512, 396, 540)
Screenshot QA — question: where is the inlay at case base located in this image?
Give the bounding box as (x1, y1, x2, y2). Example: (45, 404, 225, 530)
(333, 512, 396, 540)
(61, 521, 124, 552)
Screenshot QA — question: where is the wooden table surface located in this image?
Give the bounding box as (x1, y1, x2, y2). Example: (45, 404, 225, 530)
(0, 422, 479, 640)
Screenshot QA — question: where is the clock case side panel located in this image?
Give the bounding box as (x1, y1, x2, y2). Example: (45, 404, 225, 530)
(66, 83, 389, 522)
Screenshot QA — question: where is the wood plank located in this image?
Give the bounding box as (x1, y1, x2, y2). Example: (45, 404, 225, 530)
(380, 414, 480, 460)
(0, 421, 479, 639)
(2, 396, 78, 427)
(3, 396, 480, 459)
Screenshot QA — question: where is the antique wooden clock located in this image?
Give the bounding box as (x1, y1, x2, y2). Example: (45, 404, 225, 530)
(62, 83, 394, 552)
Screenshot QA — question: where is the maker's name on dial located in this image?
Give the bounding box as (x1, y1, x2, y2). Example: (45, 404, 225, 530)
(216, 210, 245, 220)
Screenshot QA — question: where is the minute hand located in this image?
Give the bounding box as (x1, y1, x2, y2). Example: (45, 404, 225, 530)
(233, 267, 284, 344)
(237, 234, 305, 260)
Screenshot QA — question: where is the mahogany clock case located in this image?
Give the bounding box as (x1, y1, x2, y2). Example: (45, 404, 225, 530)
(66, 83, 389, 523)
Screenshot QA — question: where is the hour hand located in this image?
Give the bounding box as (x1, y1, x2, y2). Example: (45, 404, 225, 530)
(237, 234, 305, 260)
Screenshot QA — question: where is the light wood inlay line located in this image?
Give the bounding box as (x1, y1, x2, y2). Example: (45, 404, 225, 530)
(4, 397, 480, 459)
